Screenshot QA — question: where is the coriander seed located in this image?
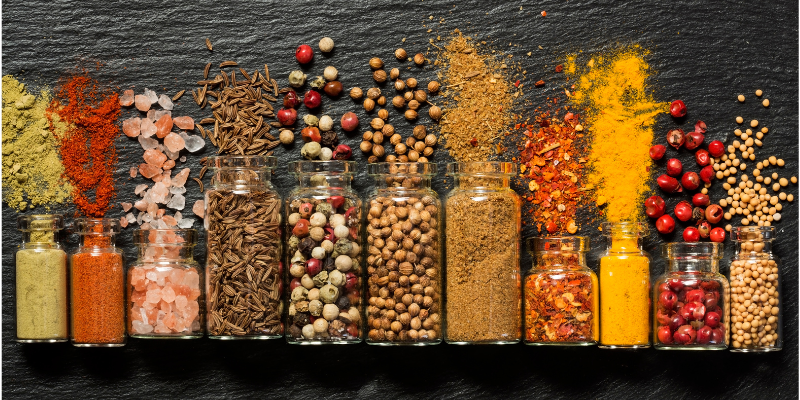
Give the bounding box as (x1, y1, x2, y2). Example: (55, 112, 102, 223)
(369, 57, 384, 69)
(373, 70, 388, 83)
(424, 134, 437, 147)
(408, 99, 420, 110)
(372, 131, 384, 144)
(413, 53, 425, 65)
(413, 125, 427, 140)
(429, 105, 442, 121)
(360, 141, 373, 153)
(377, 96, 387, 106)
(394, 79, 406, 91)
(382, 124, 395, 136)
(367, 87, 381, 100)
(372, 144, 385, 157)
(395, 48, 407, 60)
(364, 98, 376, 112)
(395, 143, 407, 155)
(378, 109, 389, 120)
(406, 78, 418, 89)
(405, 109, 418, 120)
(403, 91, 414, 101)
(390, 134, 402, 145)
(350, 87, 364, 99)
(393, 96, 405, 108)
(414, 90, 428, 103)
(371, 118, 385, 130)
(428, 81, 440, 93)
(390, 68, 400, 80)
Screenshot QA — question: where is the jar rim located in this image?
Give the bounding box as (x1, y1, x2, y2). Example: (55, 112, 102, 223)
(206, 155, 276, 170)
(368, 162, 437, 176)
(17, 214, 64, 231)
(527, 236, 589, 253)
(731, 225, 776, 241)
(601, 221, 648, 237)
(446, 161, 516, 176)
(289, 160, 356, 175)
(661, 242, 723, 259)
(133, 229, 197, 245)
(73, 218, 121, 235)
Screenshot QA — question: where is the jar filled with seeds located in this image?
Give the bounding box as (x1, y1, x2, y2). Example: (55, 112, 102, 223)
(729, 226, 781, 352)
(15, 214, 68, 343)
(365, 162, 442, 345)
(71, 218, 126, 347)
(444, 161, 521, 344)
(524, 236, 598, 346)
(205, 156, 283, 339)
(654, 242, 729, 350)
(285, 160, 363, 344)
(128, 229, 204, 338)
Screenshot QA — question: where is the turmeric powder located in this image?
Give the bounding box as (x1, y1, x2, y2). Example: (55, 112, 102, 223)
(565, 46, 668, 222)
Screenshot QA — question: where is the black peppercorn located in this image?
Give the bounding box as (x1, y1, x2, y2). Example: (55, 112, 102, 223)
(299, 237, 316, 256)
(321, 130, 339, 148)
(293, 313, 310, 327)
(336, 295, 351, 309)
(289, 324, 302, 338)
(323, 257, 337, 272)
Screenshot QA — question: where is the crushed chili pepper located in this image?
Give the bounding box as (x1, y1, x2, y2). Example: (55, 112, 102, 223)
(46, 73, 120, 217)
(524, 270, 596, 343)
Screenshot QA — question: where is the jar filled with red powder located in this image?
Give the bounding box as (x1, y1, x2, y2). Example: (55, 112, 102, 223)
(70, 218, 125, 347)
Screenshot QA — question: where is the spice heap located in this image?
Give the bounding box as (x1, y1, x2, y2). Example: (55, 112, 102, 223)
(516, 113, 588, 234)
(119, 88, 204, 229)
(46, 74, 121, 217)
(565, 47, 668, 222)
(2, 76, 72, 211)
(434, 29, 516, 161)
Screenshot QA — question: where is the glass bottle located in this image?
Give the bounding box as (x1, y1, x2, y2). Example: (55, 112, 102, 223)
(285, 160, 364, 344)
(205, 156, 283, 339)
(128, 229, 204, 338)
(654, 242, 729, 350)
(729, 226, 781, 352)
(15, 214, 68, 343)
(71, 218, 126, 347)
(598, 222, 650, 349)
(365, 162, 442, 345)
(444, 162, 521, 344)
(524, 236, 598, 346)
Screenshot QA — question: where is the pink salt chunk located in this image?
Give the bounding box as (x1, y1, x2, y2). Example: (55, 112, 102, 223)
(156, 209, 166, 218)
(120, 90, 135, 106)
(161, 285, 177, 303)
(145, 288, 163, 304)
(120, 216, 129, 228)
(192, 200, 205, 218)
(122, 117, 141, 137)
(168, 269, 186, 285)
(173, 116, 195, 130)
(163, 312, 176, 330)
(143, 148, 167, 168)
(121, 202, 133, 212)
(134, 200, 148, 211)
(154, 114, 173, 139)
(140, 118, 157, 138)
(173, 168, 190, 187)
(129, 167, 137, 178)
(162, 215, 177, 227)
(174, 295, 188, 311)
(163, 159, 175, 170)
(147, 201, 159, 217)
(164, 132, 185, 152)
(139, 163, 163, 179)
(134, 95, 151, 112)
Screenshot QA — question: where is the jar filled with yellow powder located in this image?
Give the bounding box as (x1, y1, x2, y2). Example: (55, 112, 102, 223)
(15, 214, 69, 342)
(599, 222, 650, 348)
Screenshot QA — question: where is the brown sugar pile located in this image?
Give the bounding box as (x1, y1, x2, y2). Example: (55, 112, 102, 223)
(434, 30, 516, 161)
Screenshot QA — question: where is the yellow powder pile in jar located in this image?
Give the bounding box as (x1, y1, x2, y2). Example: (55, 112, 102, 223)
(565, 47, 668, 222)
(434, 29, 516, 161)
(2, 75, 72, 211)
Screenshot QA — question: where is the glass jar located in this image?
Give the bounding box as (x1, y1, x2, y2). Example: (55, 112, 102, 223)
(285, 160, 364, 344)
(598, 222, 650, 349)
(654, 242, 729, 350)
(729, 226, 781, 352)
(444, 162, 521, 344)
(205, 156, 283, 339)
(524, 236, 598, 346)
(128, 229, 204, 338)
(71, 218, 126, 347)
(365, 162, 442, 345)
(15, 215, 69, 343)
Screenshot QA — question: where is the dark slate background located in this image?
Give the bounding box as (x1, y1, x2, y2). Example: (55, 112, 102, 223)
(3, 0, 799, 398)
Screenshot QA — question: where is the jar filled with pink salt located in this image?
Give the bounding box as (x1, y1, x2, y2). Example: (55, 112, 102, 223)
(128, 229, 204, 338)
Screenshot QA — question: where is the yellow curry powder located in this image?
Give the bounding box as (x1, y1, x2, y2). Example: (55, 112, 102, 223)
(565, 47, 668, 222)
(599, 237, 650, 346)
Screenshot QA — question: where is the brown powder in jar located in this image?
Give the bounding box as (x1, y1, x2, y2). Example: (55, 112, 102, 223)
(445, 191, 521, 342)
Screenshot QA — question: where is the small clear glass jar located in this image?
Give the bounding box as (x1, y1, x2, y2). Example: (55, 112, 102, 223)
(205, 156, 283, 339)
(729, 226, 781, 352)
(654, 242, 729, 350)
(524, 236, 598, 346)
(15, 215, 69, 343)
(128, 229, 204, 338)
(365, 162, 442, 345)
(71, 218, 126, 347)
(444, 162, 521, 344)
(598, 222, 650, 349)
(285, 160, 364, 344)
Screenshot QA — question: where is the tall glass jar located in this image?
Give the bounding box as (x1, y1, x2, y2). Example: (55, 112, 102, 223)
(598, 222, 650, 349)
(729, 226, 781, 352)
(128, 229, 204, 338)
(654, 242, 729, 350)
(285, 160, 364, 344)
(444, 162, 521, 344)
(71, 218, 125, 347)
(15, 214, 68, 343)
(205, 156, 283, 339)
(524, 236, 598, 346)
(365, 162, 442, 345)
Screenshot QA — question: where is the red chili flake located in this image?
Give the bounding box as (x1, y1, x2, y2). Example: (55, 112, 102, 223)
(535, 80, 545, 87)
(555, 65, 563, 73)
(469, 137, 478, 147)
(515, 80, 521, 88)
(525, 268, 595, 343)
(541, 10, 547, 17)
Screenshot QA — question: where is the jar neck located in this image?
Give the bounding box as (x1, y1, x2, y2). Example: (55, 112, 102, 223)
(373, 175, 433, 191)
(453, 175, 511, 189)
(79, 234, 116, 248)
(666, 258, 719, 273)
(533, 252, 587, 270)
(734, 239, 774, 255)
(297, 173, 353, 190)
(210, 169, 273, 190)
(606, 236, 643, 253)
(21, 230, 60, 245)
(137, 244, 195, 263)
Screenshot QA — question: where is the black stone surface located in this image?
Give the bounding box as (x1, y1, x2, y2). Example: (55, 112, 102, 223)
(3, 0, 799, 398)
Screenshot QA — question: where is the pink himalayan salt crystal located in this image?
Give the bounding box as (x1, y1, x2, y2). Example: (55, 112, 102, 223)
(143, 148, 167, 168)
(134, 199, 148, 211)
(141, 222, 152, 229)
(152, 174, 163, 183)
(121, 202, 133, 212)
(120, 89, 135, 106)
(159, 299, 172, 313)
(146, 288, 163, 304)
(147, 109, 156, 121)
(155, 114, 173, 139)
(161, 171, 172, 187)
(173, 168, 190, 187)
(139, 163, 163, 179)
(129, 167, 137, 178)
(174, 316, 187, 332)
(162, 215, 178, 227)
(147, 202, 159, 218)
(132, 320, 154, 334)
(164, 132, 185, 152)
(174, 295, 188, 311)
(161, 285, 177, 303)
(163, 159, 175, 170)
(173, 116, 195, 130)
(154, 322, 170, 334)
(182, 270, 200, 287)
(193, 200, 205, 218)
(169, 268, 186, 284)
(188, 288, 201, 301)
(132, 290, 146, 305)
(135, 184, 149, 195)
(156, 208, 166, 218)
(131, 267, 145, 286)
(150, 182, 169, 204)
(140, 118, 157, 138)
(163, 312, 176, 330)
(135, 94, 151, 112)
(120, 216, 129, 228)
(122, 117, 141, 137)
